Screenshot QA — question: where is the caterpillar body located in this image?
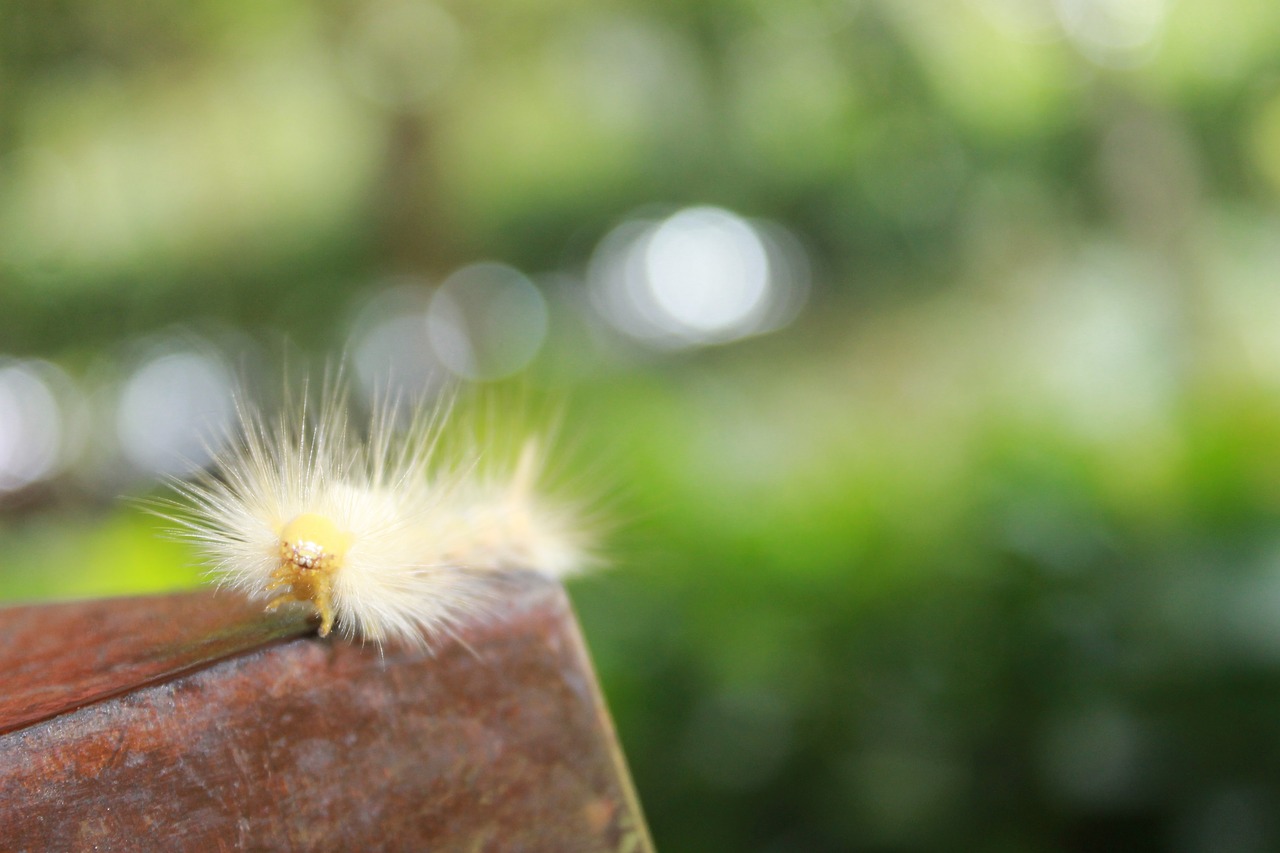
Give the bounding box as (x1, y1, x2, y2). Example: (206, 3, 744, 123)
(163, 388, 591, 649)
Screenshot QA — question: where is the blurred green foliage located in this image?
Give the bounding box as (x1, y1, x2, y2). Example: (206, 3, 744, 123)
(7, 0, 1280, 850)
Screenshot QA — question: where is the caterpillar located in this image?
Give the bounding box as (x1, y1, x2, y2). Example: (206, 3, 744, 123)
(160, 384, 593, 649)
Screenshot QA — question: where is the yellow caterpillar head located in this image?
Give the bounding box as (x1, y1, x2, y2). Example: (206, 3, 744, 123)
(280, 512, 351, 573)
(271, 512, 353, 636)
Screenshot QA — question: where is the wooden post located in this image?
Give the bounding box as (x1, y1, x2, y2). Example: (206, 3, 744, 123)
(0, 575, 651, 852)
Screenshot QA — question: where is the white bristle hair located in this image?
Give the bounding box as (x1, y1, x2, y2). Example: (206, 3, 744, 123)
(161, 382, 594, 649)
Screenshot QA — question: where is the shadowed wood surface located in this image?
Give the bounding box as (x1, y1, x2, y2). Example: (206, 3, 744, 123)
(0, 577, 651, 852)
(0, 590, 312, 736)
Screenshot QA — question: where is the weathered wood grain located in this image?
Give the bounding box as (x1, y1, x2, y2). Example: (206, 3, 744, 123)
(0, 576, 651, 852)
(0, 590, 312, 736)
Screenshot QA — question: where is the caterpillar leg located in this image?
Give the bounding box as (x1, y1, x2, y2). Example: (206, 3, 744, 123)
(262, 568, 336, 632)
(269, 512, 350, 639)
(313, 582, 335, 637)
(263, 580, 336, 637)
(265, 594, 295, 612)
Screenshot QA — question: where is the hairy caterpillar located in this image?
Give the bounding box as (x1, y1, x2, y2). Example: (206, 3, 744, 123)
(161, 385, 593, 649)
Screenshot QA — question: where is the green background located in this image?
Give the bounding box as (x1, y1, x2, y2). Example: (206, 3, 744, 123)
(6, 1, 1280, 850)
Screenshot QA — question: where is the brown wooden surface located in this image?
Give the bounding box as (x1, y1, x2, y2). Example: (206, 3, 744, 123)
(0, 590, 312, 736)
(0, 577, 651, 852)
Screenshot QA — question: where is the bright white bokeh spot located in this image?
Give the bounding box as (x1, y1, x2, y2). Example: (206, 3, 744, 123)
(1054, 0, 1167, 67)
(428, 262, 548, 380)
(590, 206, 808, 348)
(0, 361, 65, 491)
(116, 349, 234, 475)
(349, 281, 444, 403)
(645, 207, 770, 337)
